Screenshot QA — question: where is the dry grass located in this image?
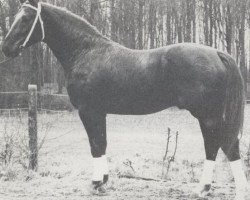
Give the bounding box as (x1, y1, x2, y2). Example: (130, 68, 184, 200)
(0, 106, 249, 200)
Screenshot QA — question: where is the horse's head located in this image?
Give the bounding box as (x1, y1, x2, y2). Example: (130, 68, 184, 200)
(2, 0, 44, 58)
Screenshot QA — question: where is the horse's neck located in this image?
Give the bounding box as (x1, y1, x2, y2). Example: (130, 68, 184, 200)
(41, 4, 108, 71)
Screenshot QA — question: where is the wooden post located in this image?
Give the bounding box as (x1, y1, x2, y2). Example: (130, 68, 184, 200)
(28, 85, 38, 170)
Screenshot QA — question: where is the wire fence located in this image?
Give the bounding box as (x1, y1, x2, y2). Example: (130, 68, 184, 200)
(0, 90, 72, 110)
(0, 86, 79, 168)
(0, 90, 77, 134)
(0, 108, 77, 124)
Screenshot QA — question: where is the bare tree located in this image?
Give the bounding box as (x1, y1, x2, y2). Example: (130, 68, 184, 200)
(138, 0, 144, 49)
(148, 2, 156, 49)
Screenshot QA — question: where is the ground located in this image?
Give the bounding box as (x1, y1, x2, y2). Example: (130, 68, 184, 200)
(0, 105, 249, 200)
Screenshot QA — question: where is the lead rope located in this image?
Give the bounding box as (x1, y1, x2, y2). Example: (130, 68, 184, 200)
(20, 3, 45, 48)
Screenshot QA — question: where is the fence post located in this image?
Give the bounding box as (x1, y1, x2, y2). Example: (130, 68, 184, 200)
(28, 85, 38, 170)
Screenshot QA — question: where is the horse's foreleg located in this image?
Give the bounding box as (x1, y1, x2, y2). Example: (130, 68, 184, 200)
(221, 140, 248, 200)
(195, 119, 220, 197)
(78, 108, 109, 192)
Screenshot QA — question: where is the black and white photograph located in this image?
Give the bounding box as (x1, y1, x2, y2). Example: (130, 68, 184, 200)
(0, 0, 250, 199)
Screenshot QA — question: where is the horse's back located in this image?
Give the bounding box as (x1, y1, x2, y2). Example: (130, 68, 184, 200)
(120, 43, 226, 83)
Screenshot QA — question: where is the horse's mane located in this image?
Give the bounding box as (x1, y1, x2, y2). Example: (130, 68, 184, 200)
(42, 2, 106, 39)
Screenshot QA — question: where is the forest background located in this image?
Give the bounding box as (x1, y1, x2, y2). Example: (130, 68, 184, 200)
(0, 0, 249, 98)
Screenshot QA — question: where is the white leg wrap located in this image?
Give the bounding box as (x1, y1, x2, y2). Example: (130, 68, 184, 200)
(92, 155, 109, 181)
(200, 160, 216, 185)
(230, 160, 247, 194)
(101, 155, 109, 175)
(92, 157, 104, 181)
(195, 160, 215, 197)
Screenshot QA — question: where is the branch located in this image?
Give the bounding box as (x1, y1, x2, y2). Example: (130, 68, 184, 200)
(166, 131, 179, 176)
(118, 174, 166, 182)
(161, 127, 171, 178)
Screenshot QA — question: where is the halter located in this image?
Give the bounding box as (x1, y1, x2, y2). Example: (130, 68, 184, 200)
(20, 3, 45, 48)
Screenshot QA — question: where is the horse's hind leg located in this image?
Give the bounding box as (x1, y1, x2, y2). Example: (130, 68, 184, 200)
(78, 108, 109, 193)
(221, 139, 248, 199)
(195, 118, 221, 197)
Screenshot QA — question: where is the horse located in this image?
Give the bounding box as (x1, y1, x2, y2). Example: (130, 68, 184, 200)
(2, 0, 248, 199)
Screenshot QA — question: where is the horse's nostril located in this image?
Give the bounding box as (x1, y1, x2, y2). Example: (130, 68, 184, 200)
(1, 43, 9, 56)
(1, 43, 18, 58)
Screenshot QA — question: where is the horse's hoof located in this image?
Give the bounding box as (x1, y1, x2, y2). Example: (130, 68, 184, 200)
(94, 185, 108, 196)
(89, 181, 108, 196)
(103, 174, 109, 184)
(193, 184, 211, 198)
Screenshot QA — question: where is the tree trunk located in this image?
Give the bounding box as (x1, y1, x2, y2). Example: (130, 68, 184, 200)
(89, 0, 99, 25)
(174, 4, 182, 43)
(129, 0, 136, 49)
(149, 3, 156, 49)
(138, 0, 144, 49)
(110, 0, 118, 42)
(203, 0, 209, 45)
(209, 0, 213, 46)
(181, 1, 187, 43)
(225, 4, 233, 54)
(185, 0, 192, 42)
(192, 0, 196, 43)
(0, 2, 7, 37)
(213, 0, 218, 48)
(166, 8, 172, 45)
(239, 0, 247, 92)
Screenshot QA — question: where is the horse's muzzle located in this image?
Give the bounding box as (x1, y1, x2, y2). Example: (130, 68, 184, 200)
(2, 42, 20, 58)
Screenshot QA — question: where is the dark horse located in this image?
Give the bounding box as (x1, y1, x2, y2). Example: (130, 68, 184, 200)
(2, 0, 248, 199)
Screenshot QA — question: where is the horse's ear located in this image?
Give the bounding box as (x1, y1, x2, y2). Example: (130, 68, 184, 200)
(28, 0, 39, 7)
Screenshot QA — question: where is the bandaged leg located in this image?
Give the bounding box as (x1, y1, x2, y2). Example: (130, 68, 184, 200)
(92, 155, 109, 182)
(92, 157, 104, 183)
(102, 155, 109, 183)
(196, 160, 215, 197)
(230, 160, 247, 200)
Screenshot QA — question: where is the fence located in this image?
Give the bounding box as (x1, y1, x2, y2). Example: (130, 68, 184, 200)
(28, 85, 38, 170)
(0, 85, 75, 171)
(0, 91, 73, 110)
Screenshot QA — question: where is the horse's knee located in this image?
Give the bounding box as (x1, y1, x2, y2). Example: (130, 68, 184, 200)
(221, 139, 240, 161)
(90, 141, 107, 158)
(78, 108, 107, 157)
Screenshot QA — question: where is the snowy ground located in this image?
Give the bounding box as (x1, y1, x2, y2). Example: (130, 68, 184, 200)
(0, 105, 249, 200)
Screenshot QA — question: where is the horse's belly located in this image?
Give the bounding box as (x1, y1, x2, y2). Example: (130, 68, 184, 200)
(108, 105, 171, 115)
(106, 94, 174, 115)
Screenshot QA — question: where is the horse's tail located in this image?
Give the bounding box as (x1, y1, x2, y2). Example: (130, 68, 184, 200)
(217, 51, 245, 144)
